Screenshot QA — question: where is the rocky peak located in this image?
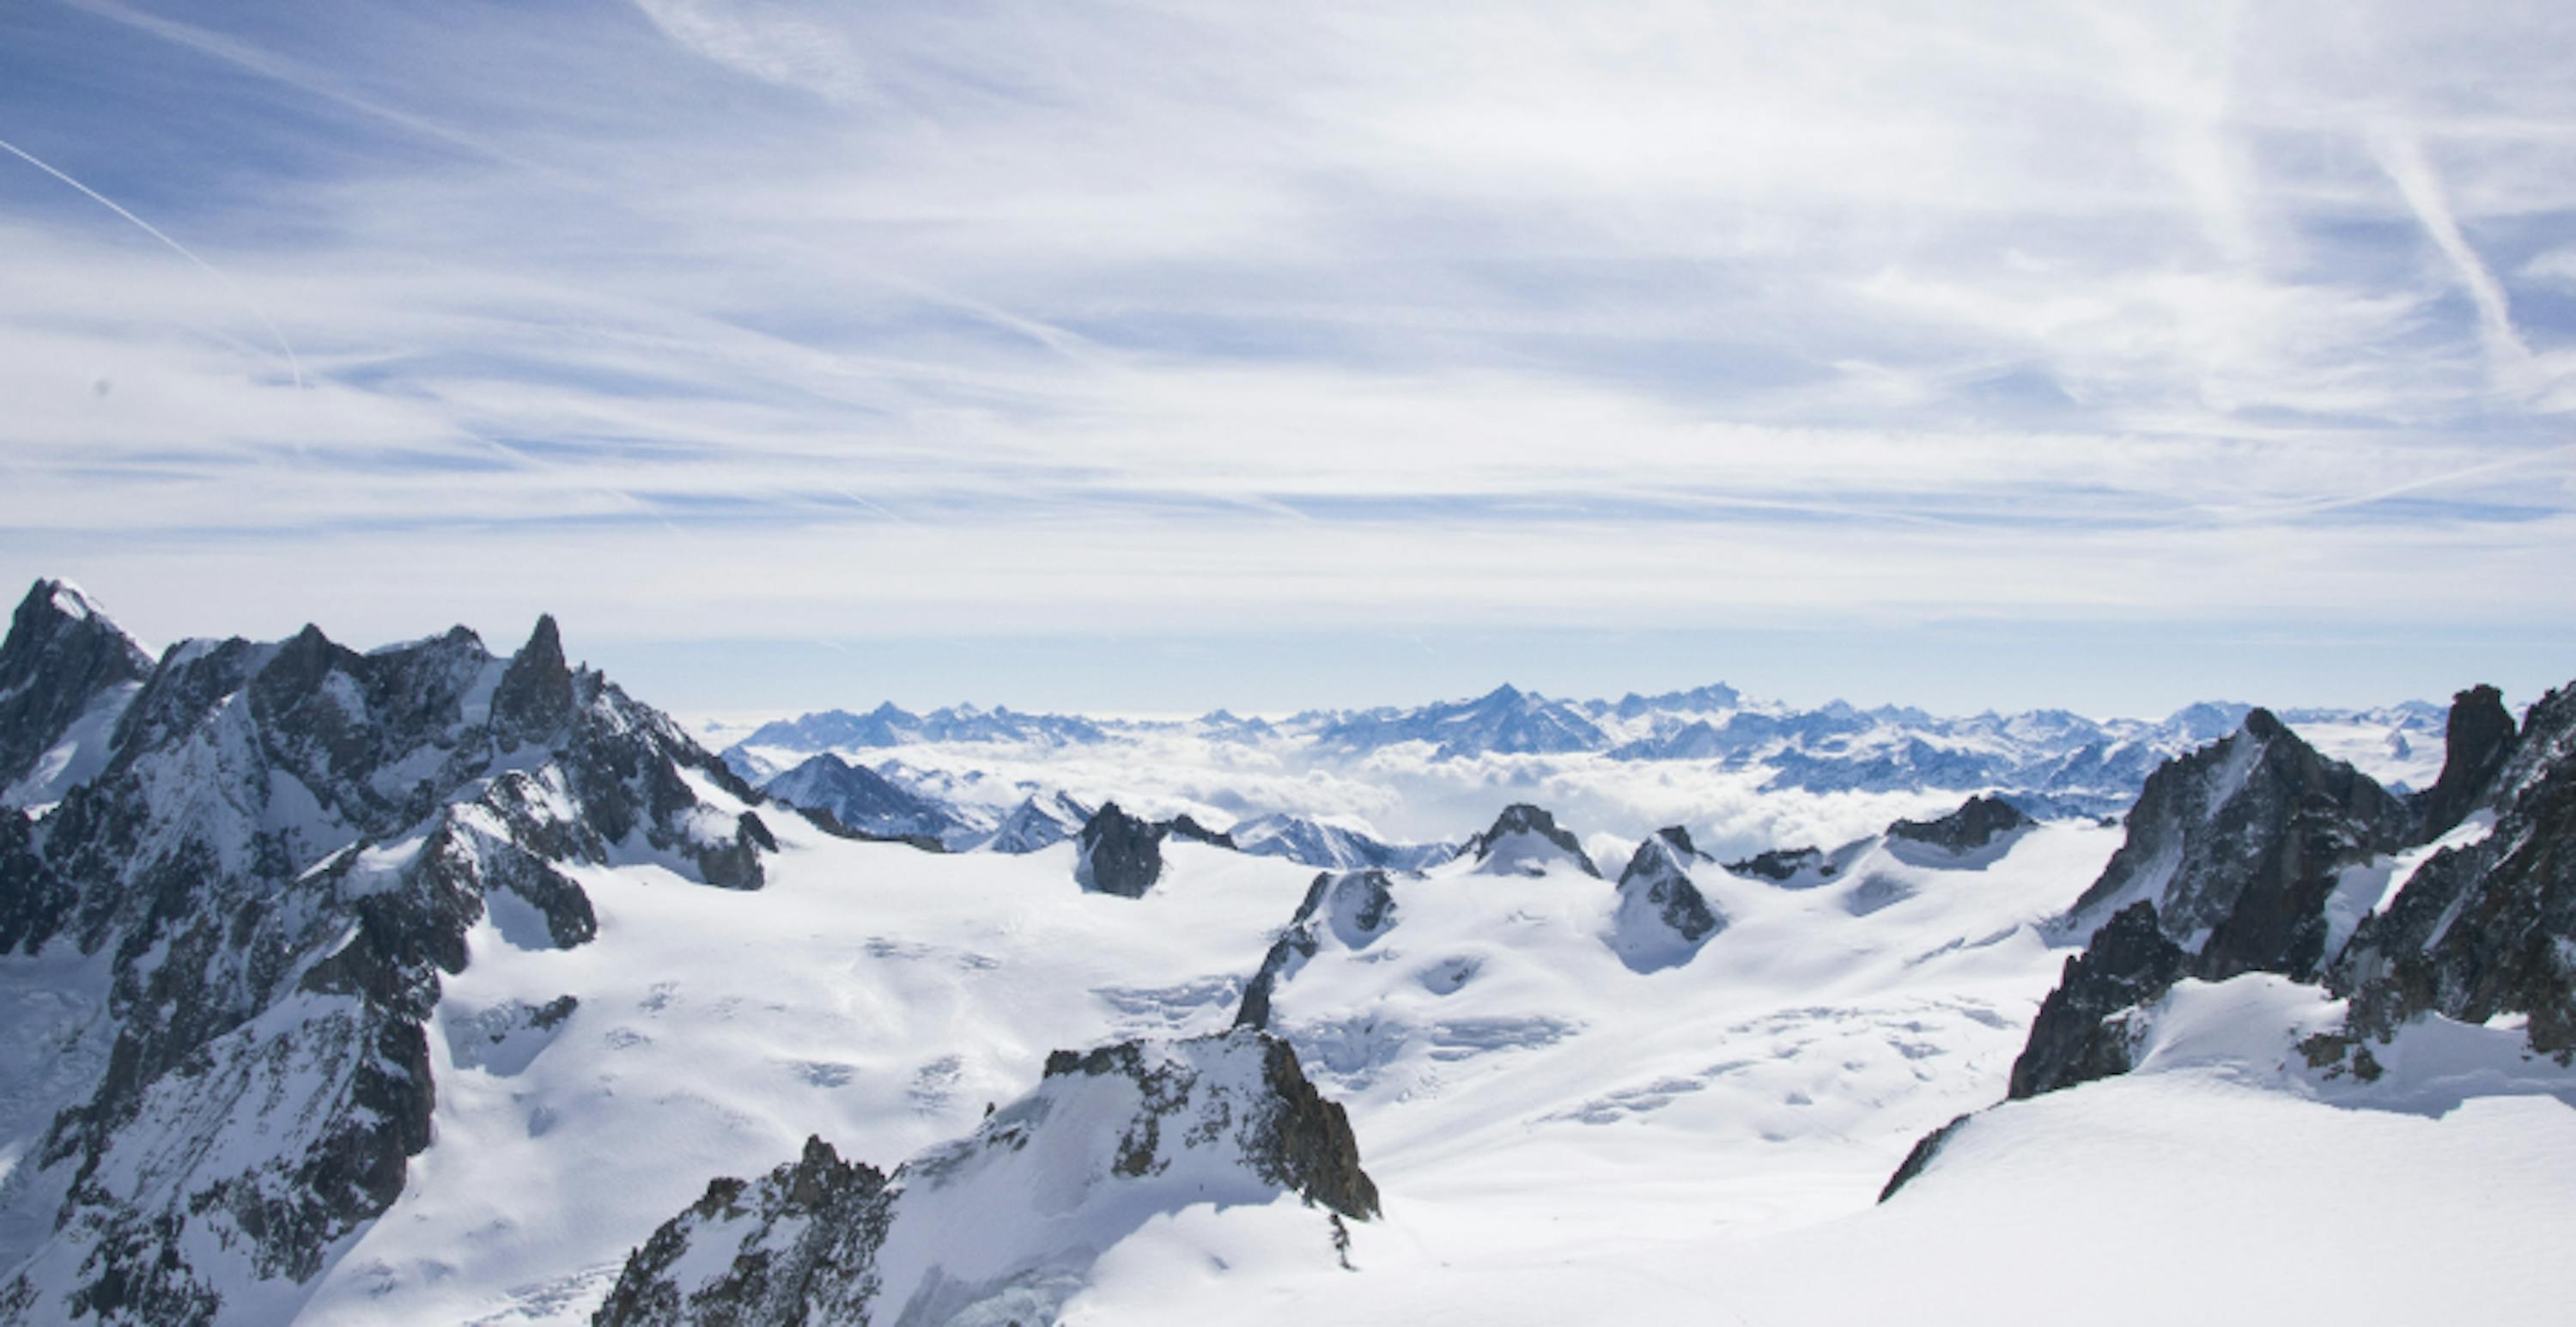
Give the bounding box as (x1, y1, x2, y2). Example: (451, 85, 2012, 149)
(490, 613, 577, 746)
(597, 1030, 1376, 1327)
(2059, 708, 2410, 979)
(1464, 802, 1601, 878)
(2330, 679, 2576, 1056)
(1885, 794, 2034, 856)
(0, 578, 155, 800)
(1076, 800, 1168, 898)
(1608, 826, 1723, 971)
(1724, 843, 1832, 882)
(2412, 684, 2518, 840)
(1618, 825, 1707, 883)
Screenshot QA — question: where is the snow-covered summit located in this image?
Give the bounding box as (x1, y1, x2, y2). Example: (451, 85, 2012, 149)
(1462, 803, 1600, 878)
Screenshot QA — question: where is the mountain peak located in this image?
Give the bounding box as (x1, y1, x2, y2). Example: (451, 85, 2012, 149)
(7, 578, 146, 662)
(491, 613, 577, 742)
(1465, 803, 1601, 878)
(2, 576, 156, 802)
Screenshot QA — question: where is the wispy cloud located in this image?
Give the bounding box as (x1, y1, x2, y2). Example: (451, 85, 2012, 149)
(1, 0, 2573, 703)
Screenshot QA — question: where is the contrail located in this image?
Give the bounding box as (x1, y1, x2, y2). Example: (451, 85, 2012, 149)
(0, 133, 305, 388)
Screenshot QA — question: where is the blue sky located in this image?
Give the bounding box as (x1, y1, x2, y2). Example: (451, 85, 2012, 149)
(3, 0, 2574, 718)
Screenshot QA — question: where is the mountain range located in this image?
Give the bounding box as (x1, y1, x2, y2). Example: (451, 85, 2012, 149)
(2, 576, 2570, 1325)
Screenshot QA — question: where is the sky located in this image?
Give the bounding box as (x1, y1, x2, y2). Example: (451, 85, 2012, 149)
(3, 0, 2574, 719)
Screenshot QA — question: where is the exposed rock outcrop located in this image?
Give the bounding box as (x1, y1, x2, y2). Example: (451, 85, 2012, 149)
(1462, 803, 1600, 878)
(590, 1136, 893, 1327)
(2410, 684, 2518, 842)
(2008, 901, 2187, 1099)
(1885, 794, 2034, 856)
(1166, 813, 1237, 849)
(1724, 844, 1832, 882)
(1235, 869, 1400, 1030)
(1075, 801, 1169, 898)
(1606, 827, 1723, 971)
(2333, 684, 2576, 1054)
(1876, 1112, 1971, 1202)
(594, 1029, 1376, 1327)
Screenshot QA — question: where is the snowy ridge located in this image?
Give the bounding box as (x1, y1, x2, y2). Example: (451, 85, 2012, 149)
(593, 1029, 1374, 1327)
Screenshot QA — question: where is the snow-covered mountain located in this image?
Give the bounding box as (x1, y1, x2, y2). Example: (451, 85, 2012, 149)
(710, 681, 2449, 872)
(1882, 681, 2576, 1239)
(0, 598, 781, 1322)
(3, 576, 2571, 1325)
(759, 752, 982, 849)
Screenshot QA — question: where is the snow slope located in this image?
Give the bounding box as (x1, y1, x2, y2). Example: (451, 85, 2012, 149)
(304, 805, 2142, 1324)
(1076, 974, 2576, 1325)
(296, 831, 1321, 1324)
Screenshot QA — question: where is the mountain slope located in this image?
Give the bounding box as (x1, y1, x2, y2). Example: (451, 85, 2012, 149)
(0, 597, 775, 1325)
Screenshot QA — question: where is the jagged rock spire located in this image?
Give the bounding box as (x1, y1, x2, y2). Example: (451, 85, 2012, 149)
(490, 613, 576, 745)
(2414, 684, 2518, 841)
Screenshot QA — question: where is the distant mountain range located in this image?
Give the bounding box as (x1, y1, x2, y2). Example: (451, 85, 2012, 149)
(716, 682, 2447, 846)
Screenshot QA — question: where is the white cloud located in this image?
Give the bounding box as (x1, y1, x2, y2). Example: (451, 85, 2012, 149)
(2, 0, 2573, 699)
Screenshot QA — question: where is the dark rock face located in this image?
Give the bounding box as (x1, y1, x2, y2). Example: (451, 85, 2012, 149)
(1463, 803, 1601, 877)
(1607, 827, 1723, 971)
(598, 1030, 1377, 1327)
(1234, 870, 1400, 1030)
(0, 581, 153, 800)
(1877, 1112, 1971, 1202)
(2008, 902, 2187, 1099)
(1725, 845, 1832, 882)
(489, 613, 577, 747)
(1165, 813, 1236, 849)
(0, 601, 773, 1324)
(1886, 794, 2034, 855)
(1076, 801, 1169, 898)
(592, 1136, 895, 1327)
(2333, 684, 2576, 1054)
(2062, 709, 2411, 982)
(2411, 684, 2518, 841)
